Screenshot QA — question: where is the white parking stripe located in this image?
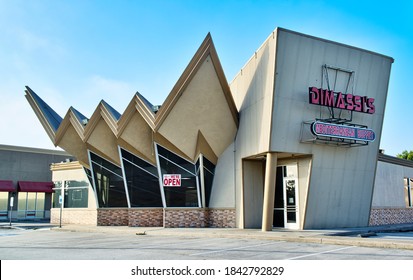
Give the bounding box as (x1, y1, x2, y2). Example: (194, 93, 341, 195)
(286, 245, 356, 260)
(190, 241, 285, 256)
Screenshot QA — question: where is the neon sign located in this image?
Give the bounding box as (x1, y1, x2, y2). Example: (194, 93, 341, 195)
(311, 121, 375, 142)
(309, 87, 375, 114)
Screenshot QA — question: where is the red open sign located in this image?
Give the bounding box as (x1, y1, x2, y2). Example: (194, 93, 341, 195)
(163, 174, 181, 187)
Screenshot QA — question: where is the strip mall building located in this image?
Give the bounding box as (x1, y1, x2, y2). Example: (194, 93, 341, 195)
(25, 28, 413, 230)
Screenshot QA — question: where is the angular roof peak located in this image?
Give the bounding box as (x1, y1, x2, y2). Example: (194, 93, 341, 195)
(154, 33, 238, 129)
(25, 86, 63, 132)
(101, 100, 121, 121)
(70, 106, 89, 126)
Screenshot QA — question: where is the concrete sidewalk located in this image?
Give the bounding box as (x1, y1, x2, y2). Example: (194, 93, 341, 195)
(2, 222, 413, 250)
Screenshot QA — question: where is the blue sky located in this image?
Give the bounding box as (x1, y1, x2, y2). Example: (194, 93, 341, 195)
(0, 0, 412, 156)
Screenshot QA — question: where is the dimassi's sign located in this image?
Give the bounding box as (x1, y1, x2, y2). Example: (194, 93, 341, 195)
(309, 87, 375, 114)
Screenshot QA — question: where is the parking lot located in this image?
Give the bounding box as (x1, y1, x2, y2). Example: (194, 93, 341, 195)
(1, 227, 413, 260)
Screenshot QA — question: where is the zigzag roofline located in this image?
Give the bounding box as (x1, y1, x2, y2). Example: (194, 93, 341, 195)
(26, 32, 238, 165)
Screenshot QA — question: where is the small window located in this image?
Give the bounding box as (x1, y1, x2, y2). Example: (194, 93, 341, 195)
(404, 178, 412, 208)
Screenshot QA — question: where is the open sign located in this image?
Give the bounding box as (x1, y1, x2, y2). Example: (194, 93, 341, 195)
(163, 174, 181, 187)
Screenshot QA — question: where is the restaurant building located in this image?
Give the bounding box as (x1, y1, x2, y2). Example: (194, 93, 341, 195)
(25, 28, 407, 230)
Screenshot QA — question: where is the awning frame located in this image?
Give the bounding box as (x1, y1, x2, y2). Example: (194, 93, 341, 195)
(17, 181, 54, 193)
(0, 180, 16, 192)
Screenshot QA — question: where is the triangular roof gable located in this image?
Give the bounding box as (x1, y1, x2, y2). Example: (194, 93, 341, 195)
(55, 107, 86, 145)
(53, 107, 89, 166)
(118, 92, 156, 135)
(154, 33, 238, 130)
(84, 100, 119, 141)
(195, 130, 218, 164)
(82, 100, 121, 164)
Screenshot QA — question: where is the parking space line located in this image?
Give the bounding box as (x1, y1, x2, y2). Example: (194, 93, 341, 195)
(190, 241, 285, 256)
(285, 245, 356, 260)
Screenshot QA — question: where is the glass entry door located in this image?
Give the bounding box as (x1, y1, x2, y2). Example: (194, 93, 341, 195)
(273, 164, 299, 229)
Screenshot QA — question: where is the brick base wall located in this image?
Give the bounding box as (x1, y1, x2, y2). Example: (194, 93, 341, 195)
(129, 208, 163, 227)
(208, 209, 236, 228)
(164, 208, 236, 228)
(65, 207, 236, 228)
(51, 208, 97, 225)
(369, 208, 413, 226)
(97, 208, 129, 226)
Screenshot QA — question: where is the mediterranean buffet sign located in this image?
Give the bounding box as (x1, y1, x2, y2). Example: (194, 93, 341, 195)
(311, 121, 376, 142)
(163, 174, 181, 187)
(309, 87, 375, 114)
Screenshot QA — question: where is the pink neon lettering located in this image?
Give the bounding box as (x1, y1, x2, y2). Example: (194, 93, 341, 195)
(308, 87, 375, 114)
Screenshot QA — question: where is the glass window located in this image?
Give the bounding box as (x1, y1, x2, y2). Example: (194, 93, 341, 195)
(122, 149, 158, 177)
(0, 192, 8, 211)
(196, 158, 202, 206)
(203, 156, 216, 208)
(90, 152, 123, 178)
(90, 152, 127, 208)
(157, 145, 199, 207)
(121, 149, 162, 207)
(157, 145, 196, 174)
(52, 181, 62, 208)
(17, 192, 45, 218)
(27, 192, 36, 211)
(84, 168, 94, 189)
(36, 193, 45, 218)
(64, 181, 89, 208)
(405, 178, 412, 208)
(17, 192, 27, 219)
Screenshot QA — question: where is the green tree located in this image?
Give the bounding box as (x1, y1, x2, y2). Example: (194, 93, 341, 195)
(396, 150, 413, 161)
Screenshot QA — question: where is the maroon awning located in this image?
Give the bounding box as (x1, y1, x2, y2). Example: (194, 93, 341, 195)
(0, 180, 15, 192)
(18, 181, 54, 193)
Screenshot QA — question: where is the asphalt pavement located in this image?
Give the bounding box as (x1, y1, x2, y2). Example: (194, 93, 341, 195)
(1, 221, 413, 250)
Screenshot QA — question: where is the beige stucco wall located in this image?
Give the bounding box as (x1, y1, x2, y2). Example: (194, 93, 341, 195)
(230, 31, 277, 228)
(119, 111, 156, 164)
(209, 143, 236, 208)
(372, 160, 413, 208)
(158, 54, 237, 161)
(87, 118, 120, 165)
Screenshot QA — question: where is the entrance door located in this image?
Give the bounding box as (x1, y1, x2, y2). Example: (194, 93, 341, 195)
(273, 164, 299, 229)
(284, 176, 299, 229)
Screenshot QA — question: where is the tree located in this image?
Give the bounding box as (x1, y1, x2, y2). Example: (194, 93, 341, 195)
(396, 150, 413, 161)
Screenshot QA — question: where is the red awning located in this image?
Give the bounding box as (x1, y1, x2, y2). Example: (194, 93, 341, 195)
(0, 180, 15, 192)
(18, 181, 54, 193)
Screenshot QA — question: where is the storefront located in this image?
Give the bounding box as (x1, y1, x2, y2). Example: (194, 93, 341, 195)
(27, 28, 401, 230)
(0, 145, 72, 221)
(50, 160, 97, 225)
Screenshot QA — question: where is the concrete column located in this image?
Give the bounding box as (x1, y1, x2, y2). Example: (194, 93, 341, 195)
(262, 152, 277, 231)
